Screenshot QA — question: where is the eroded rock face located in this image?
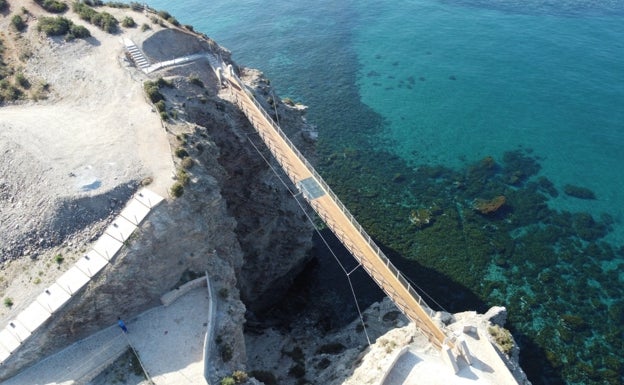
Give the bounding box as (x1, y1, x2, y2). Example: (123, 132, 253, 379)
(178, 66, 316, 313)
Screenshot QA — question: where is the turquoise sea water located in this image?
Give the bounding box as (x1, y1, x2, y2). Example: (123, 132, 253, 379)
(133, 1, 623, 384)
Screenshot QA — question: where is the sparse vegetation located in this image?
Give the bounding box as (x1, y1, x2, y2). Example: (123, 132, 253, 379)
(69, 24, 91, 39)
(11, 15, 27, 32)
(232, 371, 248, 384)
(144, 77, 173, 105)
(121, 16, 136, 28)
(15, 73, 30, 89)
(174, 147, 188, 158)
(157, 9, 180, 26)
(488, 324, 514, 355)
(154, 99, 165, 112)
(176, 169, 190, 186)
(34, 0, 69, 13)
(37, 16, 92, 41)
(37, 16, 72, 36)
(73, 2, 119, 33)
(181, 156, 193, 169)
(170, 182, 184, 198)
(128, 2, 143, 11)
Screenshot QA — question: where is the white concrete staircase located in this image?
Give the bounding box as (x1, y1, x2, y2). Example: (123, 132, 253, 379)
(123, 39, 150, 71)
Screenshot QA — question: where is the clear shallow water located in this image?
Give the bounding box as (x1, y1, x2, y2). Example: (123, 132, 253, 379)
(131, 1, 623, 384)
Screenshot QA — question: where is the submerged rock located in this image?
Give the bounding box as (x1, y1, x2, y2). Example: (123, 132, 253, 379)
(472, 195, 506, 215)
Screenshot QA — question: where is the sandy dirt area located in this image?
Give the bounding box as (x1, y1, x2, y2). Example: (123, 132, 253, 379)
(0, 2, 173, 322)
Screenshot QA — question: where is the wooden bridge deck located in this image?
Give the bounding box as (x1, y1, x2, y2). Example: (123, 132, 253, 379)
(224, 74, 450, 350)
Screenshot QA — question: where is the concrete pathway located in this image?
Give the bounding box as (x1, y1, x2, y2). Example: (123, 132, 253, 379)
(127, 288, 209, 385)
(3, 288, 209, 385)
(383, 327, 518, 385)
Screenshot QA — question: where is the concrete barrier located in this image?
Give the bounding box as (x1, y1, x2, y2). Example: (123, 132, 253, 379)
(160, 277, 207, 307)
(203, 274, 216, 384)
(377, 346, 410, 385)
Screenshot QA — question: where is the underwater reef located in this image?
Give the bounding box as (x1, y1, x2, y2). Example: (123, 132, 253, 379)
(318, 147, 623, 385)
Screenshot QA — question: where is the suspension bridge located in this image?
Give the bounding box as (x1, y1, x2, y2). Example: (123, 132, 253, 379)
(214, 61, 475, 368)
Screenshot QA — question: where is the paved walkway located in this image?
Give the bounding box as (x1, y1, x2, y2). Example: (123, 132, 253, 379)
(3, 288, 209, 385)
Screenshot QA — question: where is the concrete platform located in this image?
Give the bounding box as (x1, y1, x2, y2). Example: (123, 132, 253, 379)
(56, 266, 91, 296)
(16, 302, 51, 333)
(74, 251, 109, 278)
(105, 215, 138, 243)
(36, 283, 72, 314)
(91, 233, 123, 261)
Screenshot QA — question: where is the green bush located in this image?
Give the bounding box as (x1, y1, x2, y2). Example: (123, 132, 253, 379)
(488, 325, 514, 355)
(175, 147, 188, 158)
(3, 297, 13, 308)
(167, 17, 180, 27)
(154, 100, 166, 112)
(37, 16, 72, 36)
(156, 77, 173, 88)
(73, 2, 96, 20)
(70, 24, 91, 38)
(73, 3, 118, 33)
(129, 2, 144, 11)
(106, 1, 129, 8)
(15, 73, 30, 89)
(181, 157, 193, 170)
(0, 81, 23, 102)
(232, 370, 248, 384)
(220, 377, 235, 385)
(144, 81, 164, 103)
(176, 169, 189, 185)
(157, 10, 172, 19)
(141, 23, 151, 32)
(11, 15, 27, 32)
(121, 16, 136, 28)
(54, 254, 64, 264)
(35, 0, 68, 13)
(170, 182, 184, 198)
